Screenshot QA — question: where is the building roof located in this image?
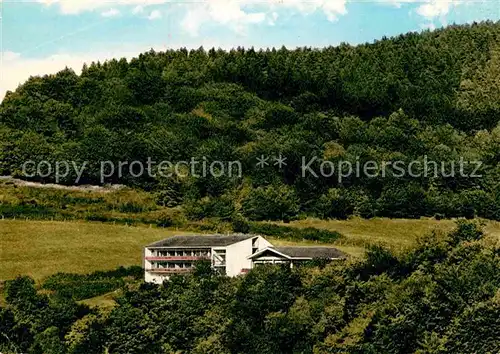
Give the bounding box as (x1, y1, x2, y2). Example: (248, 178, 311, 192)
(249, 246, 346, 260)
(147, 234, 256, 248)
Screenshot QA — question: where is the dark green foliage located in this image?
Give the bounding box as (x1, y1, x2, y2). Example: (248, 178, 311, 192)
(2, 276, 90, 353)
(231, 215, 251, 233)
(241, 185, 300, 221)
(448, 219, 484, 246)
(31, 326, 66, 354)
(2, 221, 500, 353)
(351, 244, 401, 280)
(443, 299, 500, 353)
(1, 22, 500, 223)
(314, 188, 360, 219)
(184, 195, 236, 221)
(42, 266, 143, 300)
(224, 264, 303, 353)
(65, 313, 107, 354)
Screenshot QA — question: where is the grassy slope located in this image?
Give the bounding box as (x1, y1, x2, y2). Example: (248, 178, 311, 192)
(0, 219, 192, 281)
(3, 218, 500, 281)
(283, 218, 456, 250)
(278, 218, 500, 254)
(78, 290, 120, 309)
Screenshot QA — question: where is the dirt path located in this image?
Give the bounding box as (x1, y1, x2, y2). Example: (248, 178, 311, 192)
(0, 176, 125, 193)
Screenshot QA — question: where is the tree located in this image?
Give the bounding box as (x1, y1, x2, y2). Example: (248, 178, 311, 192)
(242, 184, 300, 221)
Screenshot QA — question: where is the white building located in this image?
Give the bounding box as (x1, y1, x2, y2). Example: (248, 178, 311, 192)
(144, 234, 273, 283)
(144, 234, 346, 283)
(248, 246, 346, 267)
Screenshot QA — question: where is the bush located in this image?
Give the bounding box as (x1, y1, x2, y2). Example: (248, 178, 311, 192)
(184, 195, 236, 221)
(156, 209, 185, 228)
(448, 219, 484, 247)
(242, 185, 300, 221)
(231, 215, 250, 233)
(42, 266, 142, 300)
(314, 188, 356, 219)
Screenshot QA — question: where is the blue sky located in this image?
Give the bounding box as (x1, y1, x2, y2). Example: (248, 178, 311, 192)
(1, 0, 499, 100)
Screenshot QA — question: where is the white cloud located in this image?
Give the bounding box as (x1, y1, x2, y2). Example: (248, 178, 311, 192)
(181, 1, 270, 36)
(101, 8, 120, 17)
(416, 0, 454, 18)
(147, 9, 162, 20)
(1, 39, 262, 102)
(385, 0, 472, 19)
(37, 0, 168, 15)
(0, 49, 137, 102)
(180, 0, 349, 36)
(379, 0, 417, 8)
(3, 51, 21, 61)
(132, 5, 144, 14)
(268, 11, 279, 26)
(277, 0, 348, 21)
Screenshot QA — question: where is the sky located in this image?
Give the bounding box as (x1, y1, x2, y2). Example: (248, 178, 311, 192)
(1, 0, 499, 101)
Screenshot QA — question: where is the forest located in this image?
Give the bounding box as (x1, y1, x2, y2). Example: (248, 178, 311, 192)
(1, 20, 500, 354)
(2, 220, 500, 353)
(0, 21, 499, 222)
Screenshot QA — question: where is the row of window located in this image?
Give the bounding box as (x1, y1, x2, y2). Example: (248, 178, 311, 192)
(153, 262, 195, 269)
(152, 249, 211, 257)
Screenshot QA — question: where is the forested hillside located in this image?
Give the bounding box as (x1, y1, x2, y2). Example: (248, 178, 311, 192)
(1, 21, 499, 221)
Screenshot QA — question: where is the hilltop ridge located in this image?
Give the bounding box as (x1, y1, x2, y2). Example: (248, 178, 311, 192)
(1, 21, 499, 222)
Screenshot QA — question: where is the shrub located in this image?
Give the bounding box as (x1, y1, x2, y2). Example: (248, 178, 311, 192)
(42, 266, 142, 300)
(184, 196, 236, 221)
(242, 185, 300, 221)
(314, 188, 356, 220)
(448, 219, 484, 247)
(156, 209, 185, 228)
(231, 216, 250, 233)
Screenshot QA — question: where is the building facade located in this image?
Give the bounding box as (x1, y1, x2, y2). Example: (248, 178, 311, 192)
(144, 234, 346, 283)
(144, 234, 273, 283)
(248, 246, 346, 268)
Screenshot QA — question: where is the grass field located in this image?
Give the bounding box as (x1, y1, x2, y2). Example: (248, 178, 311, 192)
(0, 219, 193, 281)
(3, 218, 500, 282)
(278, 217, 500, 254)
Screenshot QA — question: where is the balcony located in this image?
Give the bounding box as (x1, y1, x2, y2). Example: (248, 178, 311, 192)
(146, 268, 193, 273)
(145, 256, 207, 261)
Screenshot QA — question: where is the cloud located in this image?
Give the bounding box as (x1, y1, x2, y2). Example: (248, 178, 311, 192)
(0, 39, 263, 102)
(101, 8, 120, 17)
(0, 49, 137, 102)
(35, 0, 348, 36)
(132, 5, 144, 14)
(385, 0, 472, 19)
(180, 0, 349, 36)
(180, 1, 266, 36)
(276, 0, 348, 21)
(37, 0, 168, 15)
(147, 9, 162, 20)
(416, 0, 454, 18)
(379, 0, 416, 8)
(3, 51, 21, 61)
(268, 12, 279, 26)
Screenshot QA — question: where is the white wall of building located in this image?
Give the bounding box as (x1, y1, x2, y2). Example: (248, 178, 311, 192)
(225, 239, 252, 276)
(144, 247, 153, 274)
(253, 236, 273, 250)
(225, 236, 273, 276)
(145, 272, 168, 284)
